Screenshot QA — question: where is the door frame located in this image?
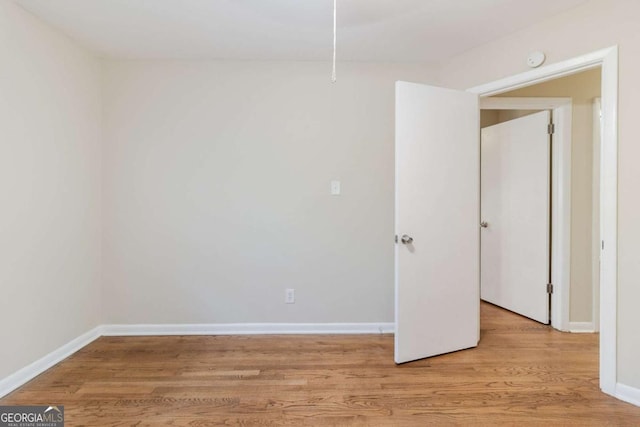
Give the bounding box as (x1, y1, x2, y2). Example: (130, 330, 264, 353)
(591, 97, 602, 334)
(480, 97, 573, 332)
(468, 46, 618, 397)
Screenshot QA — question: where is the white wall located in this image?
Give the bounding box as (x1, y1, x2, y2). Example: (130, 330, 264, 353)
(0, 1, 102, 379)
(438, 0, 640, 391)
(102, 60, 437, 324)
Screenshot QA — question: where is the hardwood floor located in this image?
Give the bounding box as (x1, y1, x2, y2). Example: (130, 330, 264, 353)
(2, 302, 639, 425)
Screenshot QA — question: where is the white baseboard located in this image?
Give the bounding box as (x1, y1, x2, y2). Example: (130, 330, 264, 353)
(616, 382, 640, 407)
(0, 326, 102, 399)
(102, 322, 395, 336)
(569, 321, 596, 333)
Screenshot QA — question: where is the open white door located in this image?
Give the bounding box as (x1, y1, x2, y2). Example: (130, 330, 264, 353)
(480, 111, 551, 324)
(395, 82, 480, 364)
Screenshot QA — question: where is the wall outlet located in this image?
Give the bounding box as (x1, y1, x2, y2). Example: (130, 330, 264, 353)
(285, 288, 295, 304)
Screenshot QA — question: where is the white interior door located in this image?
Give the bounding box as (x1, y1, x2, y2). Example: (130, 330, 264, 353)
(480, 111, 551, 324)
(395, 81, 479, 364)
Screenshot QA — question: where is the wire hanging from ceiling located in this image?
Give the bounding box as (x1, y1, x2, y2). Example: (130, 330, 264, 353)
(331, 0, 337, 83)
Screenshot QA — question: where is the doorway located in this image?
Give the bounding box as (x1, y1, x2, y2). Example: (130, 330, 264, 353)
(469, 46, 617, 396)
(479, 67, 602, 332)
(394, 46, 618, 398)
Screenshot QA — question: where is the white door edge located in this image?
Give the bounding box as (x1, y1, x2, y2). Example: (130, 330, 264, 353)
(592, 97, 602, 333)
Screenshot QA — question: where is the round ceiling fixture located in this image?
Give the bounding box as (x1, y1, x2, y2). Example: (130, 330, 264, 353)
(527, 51, 546, 68)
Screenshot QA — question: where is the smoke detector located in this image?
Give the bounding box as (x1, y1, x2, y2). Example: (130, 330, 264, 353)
(527, 51, 546, 68)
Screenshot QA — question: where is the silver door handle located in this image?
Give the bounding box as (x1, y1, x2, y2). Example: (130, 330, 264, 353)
(401, 234, 414, 244)
(480, 221, 489, 228)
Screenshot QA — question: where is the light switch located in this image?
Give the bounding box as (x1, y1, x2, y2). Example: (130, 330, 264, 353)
(331, 180, 341, 195)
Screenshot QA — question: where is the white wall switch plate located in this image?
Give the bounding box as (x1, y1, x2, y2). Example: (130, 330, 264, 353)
(331, 180, 341, 195)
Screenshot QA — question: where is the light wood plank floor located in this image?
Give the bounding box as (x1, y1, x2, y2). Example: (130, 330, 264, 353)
(2, 302, 639, 425)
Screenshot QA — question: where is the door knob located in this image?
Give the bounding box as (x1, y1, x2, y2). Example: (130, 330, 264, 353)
(480, 221, 489, 228)
(401, 234, 414, 244)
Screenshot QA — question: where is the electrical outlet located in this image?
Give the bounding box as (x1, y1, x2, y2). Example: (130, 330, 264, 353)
(285, 288, 295, 304)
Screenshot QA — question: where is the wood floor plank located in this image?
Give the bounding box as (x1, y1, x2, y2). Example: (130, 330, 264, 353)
(1, 302, 639, 425)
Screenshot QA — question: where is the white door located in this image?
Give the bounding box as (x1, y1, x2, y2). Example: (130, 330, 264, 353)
(480, 111, 551, 324)
(395, 81, 480, 364)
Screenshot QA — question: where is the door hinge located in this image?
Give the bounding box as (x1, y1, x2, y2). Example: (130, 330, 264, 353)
(547, 283, 554, 294)
(395, 235, 398, 244)
(548, 123, 555, 135)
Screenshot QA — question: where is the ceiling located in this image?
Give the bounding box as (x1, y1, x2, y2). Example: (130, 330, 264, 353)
(15, 0, 588, 62)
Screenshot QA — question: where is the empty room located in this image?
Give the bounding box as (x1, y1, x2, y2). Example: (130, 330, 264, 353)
(1, 0, 640, 425)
